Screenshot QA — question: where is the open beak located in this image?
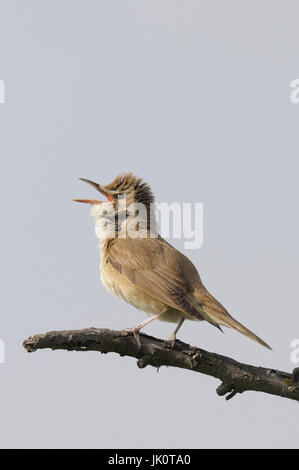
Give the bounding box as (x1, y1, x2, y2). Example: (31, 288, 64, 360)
(73, 178, 113, 204)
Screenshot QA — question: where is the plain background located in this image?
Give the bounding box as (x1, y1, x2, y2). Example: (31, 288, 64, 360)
(0, 0, 298, 449)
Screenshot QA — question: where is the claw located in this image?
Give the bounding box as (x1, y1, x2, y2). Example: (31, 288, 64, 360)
(124, 327, 142, 353)
(123, 311, 168, 353)
(165, 334, 176, 348)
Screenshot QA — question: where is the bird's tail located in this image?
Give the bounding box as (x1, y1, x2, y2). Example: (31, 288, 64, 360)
(190, 289, 272, 350)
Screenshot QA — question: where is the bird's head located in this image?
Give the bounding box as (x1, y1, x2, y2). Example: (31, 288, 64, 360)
(73, 173, 155, 239)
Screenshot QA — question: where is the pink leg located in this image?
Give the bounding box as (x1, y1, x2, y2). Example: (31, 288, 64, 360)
(125, 311, 167, 349)
(166, 318, 185, 347)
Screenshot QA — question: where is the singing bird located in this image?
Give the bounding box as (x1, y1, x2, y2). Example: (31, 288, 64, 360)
(73, 173, 271, 350)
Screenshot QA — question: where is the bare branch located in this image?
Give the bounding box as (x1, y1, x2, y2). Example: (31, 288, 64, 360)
(23, 328, 299, 402)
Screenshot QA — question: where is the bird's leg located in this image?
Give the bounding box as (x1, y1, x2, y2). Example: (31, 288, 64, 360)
(165, 318, 185, 348)
(125, 311, 167, 350)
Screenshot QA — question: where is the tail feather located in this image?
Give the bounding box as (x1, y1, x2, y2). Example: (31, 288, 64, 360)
(209, 322, 224, 334)
(191, 289, 272, 350)
(218, 314, 272, 350)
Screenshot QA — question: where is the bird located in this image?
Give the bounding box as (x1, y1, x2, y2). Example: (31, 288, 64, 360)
(73, 173, 271, 350)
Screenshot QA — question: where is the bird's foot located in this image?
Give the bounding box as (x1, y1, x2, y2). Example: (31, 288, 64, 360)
(165, 334, 176, 348)
(124, 327, 142, 352)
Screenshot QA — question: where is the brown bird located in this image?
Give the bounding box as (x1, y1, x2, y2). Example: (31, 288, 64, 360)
(73, 173, 271, 350)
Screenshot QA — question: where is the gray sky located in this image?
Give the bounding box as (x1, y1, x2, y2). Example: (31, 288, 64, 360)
(0, 0, 298, 448)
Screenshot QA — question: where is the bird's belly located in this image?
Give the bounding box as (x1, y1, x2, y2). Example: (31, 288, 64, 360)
(100, 262, 183, 322)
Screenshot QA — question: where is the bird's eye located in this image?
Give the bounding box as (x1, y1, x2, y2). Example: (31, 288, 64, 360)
(117, 193, 126, 200)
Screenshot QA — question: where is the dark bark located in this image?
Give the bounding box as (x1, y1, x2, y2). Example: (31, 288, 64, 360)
(23, 328, 299, 402)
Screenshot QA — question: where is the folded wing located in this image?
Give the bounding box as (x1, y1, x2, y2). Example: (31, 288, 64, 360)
(107, 236, 204, 320)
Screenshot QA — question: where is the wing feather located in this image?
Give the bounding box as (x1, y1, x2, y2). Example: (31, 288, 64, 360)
(107, 237, 203, 319)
